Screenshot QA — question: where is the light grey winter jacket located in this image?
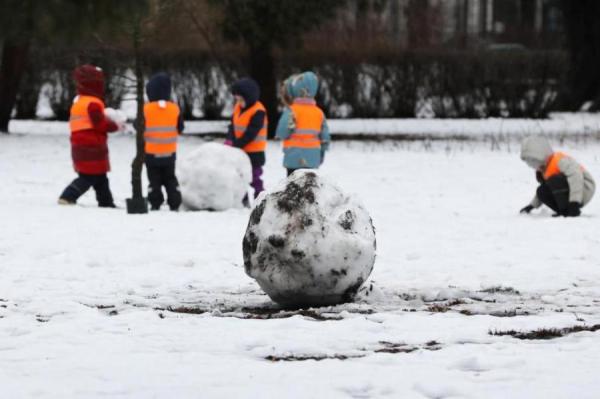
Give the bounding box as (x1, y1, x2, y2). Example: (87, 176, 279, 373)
(520, 136, 595, 208)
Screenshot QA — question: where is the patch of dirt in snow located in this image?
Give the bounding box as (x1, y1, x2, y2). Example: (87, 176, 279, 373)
(265, 353, 365, 362)
(479, 286, 521, 295)
(155, 304, 373, 321)
(74, 282, 600, 325)
(490, 324, 600, 340)
(265, 340, 443, 362)
(378, 285, 600, 318)
(0, 298, 16, 319)
(159, 306, 207, 315)
(84, 290, 373, 321)
(375, 340, 442, 354)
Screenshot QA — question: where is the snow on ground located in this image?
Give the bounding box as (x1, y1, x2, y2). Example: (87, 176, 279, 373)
(1, 127, 600, 398)
(9, 111, 600, 139)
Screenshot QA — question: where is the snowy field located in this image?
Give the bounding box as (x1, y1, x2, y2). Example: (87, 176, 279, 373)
(1, 126, 600, 398)
(8, 112, 600, 139)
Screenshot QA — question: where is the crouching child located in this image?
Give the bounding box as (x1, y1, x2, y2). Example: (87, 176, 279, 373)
(520, 136, 595, 217)
(59, 65, 119, 207)
(227, 78, 268, 202)
(144, 73, 184, 211)
(275, 71, 330, 177)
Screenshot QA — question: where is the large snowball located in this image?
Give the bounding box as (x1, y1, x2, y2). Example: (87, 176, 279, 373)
(243, 170, 376, 307)
(179, 143, 251, 211)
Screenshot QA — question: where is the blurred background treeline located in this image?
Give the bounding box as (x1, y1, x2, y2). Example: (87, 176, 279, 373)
(1, 0, 600, 131)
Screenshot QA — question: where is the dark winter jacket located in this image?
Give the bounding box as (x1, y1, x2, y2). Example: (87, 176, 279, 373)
(70, 65, 118, 175)
(229, 78, 266, 167)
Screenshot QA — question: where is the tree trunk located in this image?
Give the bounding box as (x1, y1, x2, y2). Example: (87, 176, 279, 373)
(15, 61, 40, 119)
(249, 44, 277, 138)
(0, 41, 30, 132)
(132, 24, 145, 200)
(125, 18, 148, 214)
(561, 0, 600, 109)
(407, 0, 431, 48)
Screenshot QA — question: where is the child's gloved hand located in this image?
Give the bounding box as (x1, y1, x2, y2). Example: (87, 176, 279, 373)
(564, 202, 581, 217)
(536, 171, 544, 183)
(519, 205, 534, 214)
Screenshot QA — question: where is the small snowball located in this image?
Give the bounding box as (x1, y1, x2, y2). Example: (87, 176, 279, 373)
(104, 108, 128, 132)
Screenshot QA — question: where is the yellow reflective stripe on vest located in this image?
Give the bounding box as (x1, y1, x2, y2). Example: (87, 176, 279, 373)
(286, 128, 320, 148)
(294, 128, 320, 135)
(145, 126, 178, 133)
(152, 153, 175, 158)
(283, 140, 321, 149)
(283, 133, 321, 149)
(144, 137, 178, 144)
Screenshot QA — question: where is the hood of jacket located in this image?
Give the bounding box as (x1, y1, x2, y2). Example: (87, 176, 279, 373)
(289, 71, 319, 99)
(280, 74, 299, 105)
(232, 78, 260, 108)
(73, 64, 105, 99)
(146, 73, 172, 102)
(520, 136, 553, 169)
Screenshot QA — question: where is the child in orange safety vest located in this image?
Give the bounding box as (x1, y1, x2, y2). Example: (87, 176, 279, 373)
(144, 73, 184, 211)
(226, 78, 267, 202)
(519, 136, 595, 217)
(275, 71, 330, 177)
(58, 64, 119, 207)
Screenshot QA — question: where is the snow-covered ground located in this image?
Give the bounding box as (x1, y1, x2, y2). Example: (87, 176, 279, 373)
(1, 128, 600, 398)
(9, 112, 600, 139)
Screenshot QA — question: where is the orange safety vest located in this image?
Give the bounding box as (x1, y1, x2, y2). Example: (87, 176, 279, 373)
(283, 99, 323, 150)
(544, 152, 584, 180)
(543, 152, 566, 179)
(69, 95, 104, 132)
(232, 101, 267, 153)
(144, 100, 180, 156)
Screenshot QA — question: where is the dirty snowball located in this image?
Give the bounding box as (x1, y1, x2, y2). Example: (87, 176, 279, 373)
(243, 170, 376, 307)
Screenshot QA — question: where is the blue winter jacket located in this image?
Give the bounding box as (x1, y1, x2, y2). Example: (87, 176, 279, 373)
(275, 72, 330, 169)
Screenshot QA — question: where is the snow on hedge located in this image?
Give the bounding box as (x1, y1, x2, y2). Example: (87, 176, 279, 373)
(9, 112, 600, 139)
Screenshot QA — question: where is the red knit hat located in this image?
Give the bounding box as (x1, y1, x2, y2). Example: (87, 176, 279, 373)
(73, 64, 105, 98)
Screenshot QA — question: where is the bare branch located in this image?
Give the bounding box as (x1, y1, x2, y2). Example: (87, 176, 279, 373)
(178, 0, 226, 69)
